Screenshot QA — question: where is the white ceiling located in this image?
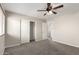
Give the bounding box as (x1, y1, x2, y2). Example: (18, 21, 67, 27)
(2, 3, 79, 20)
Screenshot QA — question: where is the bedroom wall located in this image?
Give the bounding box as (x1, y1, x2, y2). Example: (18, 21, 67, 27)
(5, 11, 46, 48)
(5, 14, 21, 47)
(42, 22, 48, 40)
(0, 5, 5, 55)
(47, 12, 79, 48)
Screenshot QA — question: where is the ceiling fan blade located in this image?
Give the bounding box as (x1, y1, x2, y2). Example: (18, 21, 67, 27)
(37, 10, 46, 11)
(44, 13, 47, 16)
(53, 4, 64, 10)
(52, 11, 57, 14)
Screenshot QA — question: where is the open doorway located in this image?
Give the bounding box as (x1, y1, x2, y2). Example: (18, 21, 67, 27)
(30, 21, 35, 42)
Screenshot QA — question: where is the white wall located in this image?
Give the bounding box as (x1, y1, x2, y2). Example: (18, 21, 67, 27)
(47, 12, 79, 48)
(42, 22, 48, 40)
(35, 21, 42, 41)
(5, 11, 45, 48)
(0, 35, 5, 55)
(6, 16, 21, 47)
(21, 19, 30, 43)
(0, 5, 5, 55)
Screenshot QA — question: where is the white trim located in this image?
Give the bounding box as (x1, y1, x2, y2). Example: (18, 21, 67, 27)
(5, 43, 20, 48)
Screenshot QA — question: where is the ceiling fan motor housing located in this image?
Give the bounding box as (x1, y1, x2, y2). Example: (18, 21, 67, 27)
(46, 6, 52, 11)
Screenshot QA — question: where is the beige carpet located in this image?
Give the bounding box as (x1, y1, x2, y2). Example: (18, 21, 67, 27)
(4, 39, 79, 55)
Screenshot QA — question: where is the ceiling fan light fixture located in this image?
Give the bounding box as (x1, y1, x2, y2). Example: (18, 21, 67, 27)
(47, 11, 53, 15)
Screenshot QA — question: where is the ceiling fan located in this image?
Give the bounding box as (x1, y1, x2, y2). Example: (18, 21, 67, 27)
(37, 3, 64, 16)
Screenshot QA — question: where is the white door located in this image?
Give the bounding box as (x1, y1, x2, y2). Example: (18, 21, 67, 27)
(21, 19, 30, 43)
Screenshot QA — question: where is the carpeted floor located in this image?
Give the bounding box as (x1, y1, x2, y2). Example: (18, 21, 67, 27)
(4, 39, 79, 55)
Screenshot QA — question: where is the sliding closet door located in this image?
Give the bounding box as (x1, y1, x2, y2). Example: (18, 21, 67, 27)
(6, 16, 20, 47)
(21, 19, 30, 43)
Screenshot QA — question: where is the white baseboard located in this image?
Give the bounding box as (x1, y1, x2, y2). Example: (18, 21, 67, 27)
(5, 43, 20, 48)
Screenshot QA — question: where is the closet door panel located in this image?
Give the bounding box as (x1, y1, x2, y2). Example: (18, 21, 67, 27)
(21, 19, 30, 43)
